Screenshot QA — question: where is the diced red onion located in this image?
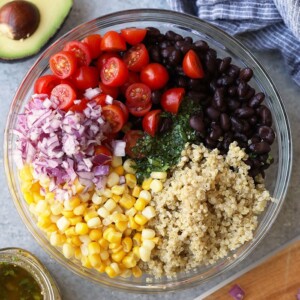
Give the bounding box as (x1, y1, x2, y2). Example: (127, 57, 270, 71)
(112, 140, 126, 157)
(105, 95, 113, 105)
(119, 176, 125, 184)
(84, 87, 101, 99)
(94, 165, 110, 176)
(73, 99, 81, 105)
(229, 284, 245, 300)
(93, 154, 112, 166)
(43, 98, 52, 109)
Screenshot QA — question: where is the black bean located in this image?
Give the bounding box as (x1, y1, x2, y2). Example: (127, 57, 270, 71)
(239, 68, 253, 82)
(184, 36, 193, 44)
(209, 80, 218, 92)
(194, 40, 209, 52)
(187, 91, 207, 103)
(235, 107, 255, 118)
(148, 46, 161, 63)
(249, 115, 258, 125)
(158, 117, 173, 134)
(175, 65, 185, 76)
(213, 88, 225, 109)
(206, 106, 220, 120)
(249, 141, 271, 154)
(227, 65, 240, 79)
(190, 115, 205, 133)
(205, 49, 217, 73)
(146, 27, 161, 37)
(234, 132, 248, 143)
(161, 46, 174, 58)
(231, 116, 244, 132)
(220, 113, 231, 131)
(175, 76, 189, 88)
(223, 132, 234, 150)
(237, 81, 249, 98)
(209, 124, 223, 140)
(181, 44, 194, 55)
(217, 75, 234, 86)
(169, 49, 182, 66)
(219, 57, 232, 73)
(159, 40, 172, 49)
(249, 92, 265, 108)
(166, 30, 183, 41)
(228, 99, 241, 111)
(258, 126, 275, 144)
(249, 168, 261, 177)
(259, 106, 272, 126)
(228, 86, 237, 96)
(151, 90, 162, 105)
(188, 78, 205, 92)
(205, 137, 218, 148)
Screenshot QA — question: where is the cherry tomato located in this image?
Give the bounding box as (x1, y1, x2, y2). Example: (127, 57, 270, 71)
(51, 84, 77, 110)
(128, 101, 152, 117)
(102, 104, 126, 133)
(49, 51, 77, 79)
(93, 93, 109, 106)
(123, 130, 144, 158)
(113, 100, 129, 123)
(125, 83, 151, 107)
(63, 41, 92, 66)
(100, 57, 129, 87)
(94, 145, 112, 157)
(161, 87, 185, 114)
(120, 71, 140, 95)
(121, 28, 147, 45)
(82, 34, 102, 59)
(140, 63, 169, 90)
(123, 43, 149, 72)
(69, 98, 89, 112)
(142, 109, 162, 137)
(34, 75, 60, 96)
(182, 50, 204, 79)
(100, 31, 126, 52)
(72, 66, 99, 90)
(99, 82, 119, 99)
(96, 52, 121, 71)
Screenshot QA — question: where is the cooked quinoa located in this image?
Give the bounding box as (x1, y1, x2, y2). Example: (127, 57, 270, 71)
(143, 142, 271, 278)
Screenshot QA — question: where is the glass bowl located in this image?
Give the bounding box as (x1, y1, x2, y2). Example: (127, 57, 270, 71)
(0, 248, 61, 299)
(4, 9, 292, 292)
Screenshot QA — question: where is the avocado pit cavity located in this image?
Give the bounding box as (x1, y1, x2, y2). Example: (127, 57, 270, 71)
(0, 0, 40, 40)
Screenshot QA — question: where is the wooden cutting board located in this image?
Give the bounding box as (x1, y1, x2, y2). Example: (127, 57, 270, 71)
(198, 238, 300, 300)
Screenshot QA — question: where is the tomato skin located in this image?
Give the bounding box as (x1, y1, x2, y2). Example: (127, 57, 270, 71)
(101, 57, 129, 87)
(125, 83, 151, 107)
(34, 75, 60, 96)
(123, 43, 149, 72)
(93, 93, 108, 106)
(99, 82, 119, 99)
(100, 31, 127, 52)
(49, 51, 77, 79)
(96, 52, 120, 71)
(128, 101, 152, 117)
(51, 84, 77, 110)
(120, 71, 140, 95)
(95, 145, 112, 157)
(82, 34, 102, 59)
(69, 98, 89, 112)
(142, 109, 162, 137)
(140, 63, 169, 90)
(113, 100, 129, 123)
(102, 104, 126, 133)
(161, 87, 185, 114)
(182, 50, 204, 79)
(63, 41, 92, 66)
(123, 130, 144, 158)
(72, 66, 99, 90)
(121, 28, 147, 45)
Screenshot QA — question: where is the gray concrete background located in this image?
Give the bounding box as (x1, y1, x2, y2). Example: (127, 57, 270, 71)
(1, 0, 300, 299)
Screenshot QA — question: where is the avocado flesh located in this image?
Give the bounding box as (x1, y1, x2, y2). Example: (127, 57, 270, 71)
(0, 0, 73, 60)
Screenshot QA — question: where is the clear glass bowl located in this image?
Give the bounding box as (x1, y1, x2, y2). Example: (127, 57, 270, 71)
(4, 9, 292, 292)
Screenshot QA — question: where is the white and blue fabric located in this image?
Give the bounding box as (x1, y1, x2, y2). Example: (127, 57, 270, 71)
(167, 0, 300, 86)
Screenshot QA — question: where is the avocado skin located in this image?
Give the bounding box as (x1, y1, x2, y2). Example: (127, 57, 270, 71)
(0, 0, 73, 62)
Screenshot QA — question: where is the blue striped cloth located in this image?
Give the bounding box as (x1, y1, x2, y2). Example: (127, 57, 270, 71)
(167, 0, 300, 86)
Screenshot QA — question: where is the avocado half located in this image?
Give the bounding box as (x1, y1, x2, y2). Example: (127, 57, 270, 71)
(0, 0, 73, 61)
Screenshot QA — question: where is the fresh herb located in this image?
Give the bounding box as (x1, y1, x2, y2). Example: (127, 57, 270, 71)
(133, 98, 201, 182)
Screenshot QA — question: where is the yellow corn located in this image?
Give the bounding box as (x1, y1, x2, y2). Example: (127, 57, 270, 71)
(84, 210, 98, 222)
(111, 156, 122, 168)
(100, 250, 109, 261)
(81, 256, 92, 268)
(122, 255, 137, 268)
(134, 214, 148, 226)
(133, 233, 142, 246)
(111, 250, 126, 263)
(75, 248, 82, 260)
(132, 266, 142, 278)
(110, 244, 123, 253)
(142, 206, 156, 220)
(69, 196, 81, 209)
(131, 186, 141, 198)
(89, 229, 102, 241)
(139, 190, 151, 202)
(119, 194, 135, 209)
(62, 243, 75, 259)
(134, 198, 147, 211)
(75, 222, 89, 235)
(104, 199, 117, 211)
(105, 266, 118, 278)
(97, 207, 109, 218)
(125, 207, 137, 217)
(113, 166, 124, 176)
(122, 237, 133, 253)
(120, 269, 132, 278)
(99, 238, 109, 250)
(111, 194, 121, 203)
(71, 236, 82, 247)
(45, 192, 55, 202)
(150, 179, 163, 193)
(89, 254, 102, 268)
(73, 204, 87, 216)
(106, 231, 122, 244)
(19, 165, 33, 181)
(123, 159, 136, 174)
(124, 228, 132, 237)
(103, 227, 115, 240)
(111, 185, 125, 195)
(23, 191, 34, 204)
(142, 229, 156, 240)
(88, 242, 101, 255)
(64, 226, 76, 237)
(69, 216, 82, 226)
(142, 178, 152, 190)
(139, 246, 151, 262)
(62, 211, 74, 218)
(110, 213, 128, 223)
(150, 171, 167, 180)
(107, 172, 120, 187)
(50, 232, 66, 246)
(56, 216, 70, 232)
(97, 264, 106, 273)
(132, 246, 140, 260)
(115, 221, 127, 232)
(129, 216, 138, 230)
(87, 217, 101, 228)
(125, 174, 137, 189)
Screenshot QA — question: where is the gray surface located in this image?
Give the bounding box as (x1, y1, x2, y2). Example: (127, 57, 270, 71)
(0, 1, 299, 299)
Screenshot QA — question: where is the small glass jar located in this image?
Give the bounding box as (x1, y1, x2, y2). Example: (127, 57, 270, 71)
(0, 248, 61, 299)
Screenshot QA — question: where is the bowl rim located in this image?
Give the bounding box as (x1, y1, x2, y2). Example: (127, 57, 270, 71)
(3, 8, 293, 293)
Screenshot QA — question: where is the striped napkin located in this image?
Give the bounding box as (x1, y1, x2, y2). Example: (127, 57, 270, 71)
(167, 0, 300, 86)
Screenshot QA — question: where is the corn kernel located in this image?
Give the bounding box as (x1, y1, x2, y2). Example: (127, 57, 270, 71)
(111, 250, 126, 263)
(23, 191, 34, 204)
(110, 213, 128, 223)
(75, 248, 82, 260)
(133, 233, 142, 246)
(142, 178, 152, 190)
(97, 264, 106, 273)
(129, 216, 138, 230)
(79, 235, 91, 244)
(102, 188, 113, 198)
(124, 228, 132, 237)
(111, 194, 121, 202)
(120, 269, 132, 278)
(123, 159, 136, 174)
(50, 232, 66, 246)
(111, 185, 125, 196)
(73, 204, 86, 216)
(46, 223, 58, 233)
(69, 216, 82, 226)
(87, 217, 101, 228)
(119, 194, 135, 210)
(89, 254, 102, 268)
(99, 238, 109, 250)
(71, 236, 82, 247)
(111, 156, 122, 167)
(69, 196, 81, 209)
(107, 172, 120, 187)
(113, 166, 124, 176)
(122, 237, 133, 253)
(62, 211, 74, 218)
(56, 216, 70, 232)
(104, 199, 117, 211)
(110, 244, 122, 253)
(62, 243, 75, 259)
(102, 217, 112, 226)
(19, 165, 33, 181)
(79, 192, 90, 202)
(65, 226, 76, 236)
(150, 171, 167, 180)
(74, 178, 84, 193)
(89, 229, 102, 241)
(125, 174, 137, 189)
(150, 179, 163, 193)
(97, 207, 109, 218)
(105, 266, 117, 278)
(134, 198, 147, 211)
(134, 214, 148, 226)
(45, 192, 55, 202)
(100, 250, 109, 261)
(125, 207, 137, 217)
(132, 266, 142, 278)
(142, 229, 156, 240)
(106, 231, 122, 244)
(139, 246, 151, 262)
(132, 186, 141, 198)
(80, 244, 89, 256)
(81, 256, 92, 268)
(75, 222, 89, 235)
(21, 181, 32, 194)
(33, 193, 44, 203)
(142, 206, 156, 220)
(92, 193, 104, 205)
(115, 221, 128, 232)
(88, 242, 101, 255)
(132, 246, 140, 260)
(122, 255, 137, 268)
(142, 239, 155, 251)
(84, 210, 98, 222)
(112, 205, 123, 214)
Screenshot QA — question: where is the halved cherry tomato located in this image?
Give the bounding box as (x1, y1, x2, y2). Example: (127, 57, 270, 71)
(94, 145, 112, 157)
(120, 71, 140, 95)
(49, 51, 77, 79)
(34, 75, 60, 95)
(123, 130, 144, 158)
(82, 34, 102, 59)
(99, 82, 119, 99)
(123, 43, 149, 72)
(100, 57, 128, 87)
(63, 41, 92, 66)
(102, 104, 126, 133)
(121, 28, 147, 45)
(113, 100, 129, 123)
(125, 83, 151, 107)
(161, 87, 185, 114)
(69, 98, 89, 112)
(72, 66, 99, 90)
(142, 109, 162, 137)
(100, 31, 126, 52)
(96, 52, 121, 71)
(93, 93, 108, 106)
(182, 50, 204, 79)
(51, 84, 77, 110)
(140, 63, 169, 90)
(128, 102, 152, 117)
